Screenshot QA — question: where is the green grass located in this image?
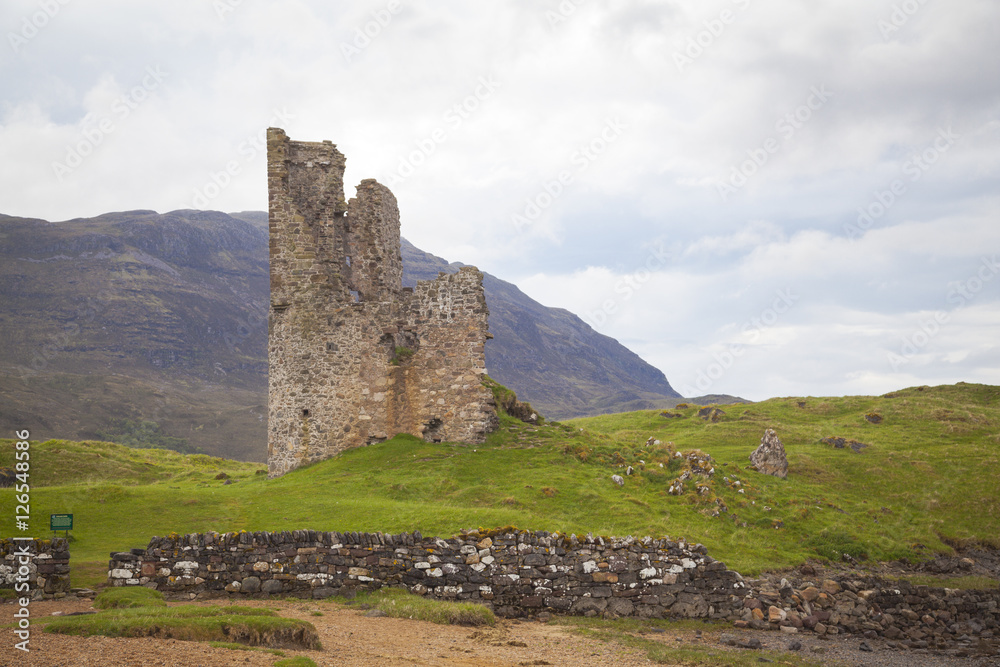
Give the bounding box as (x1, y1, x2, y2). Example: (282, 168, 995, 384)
(337, 587, 495, 626)
(890, 574, 999, 590)
(555, 617, 830, 666)
(44, 602, 321, 648)
(274, 658, 318, 667)
(93, 586, 166, 609)
(1, 382, 998, 580)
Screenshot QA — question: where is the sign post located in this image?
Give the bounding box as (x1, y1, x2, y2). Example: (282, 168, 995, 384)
(50, 513, 73, 538)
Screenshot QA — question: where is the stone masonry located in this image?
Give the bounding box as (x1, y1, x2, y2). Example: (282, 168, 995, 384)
(1, 538, 71, 599)
(267, 128, 498, 476)
(107, 529, 1000, 653)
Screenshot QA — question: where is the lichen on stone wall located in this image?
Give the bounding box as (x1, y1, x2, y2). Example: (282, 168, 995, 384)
(267, 128, 497, 476)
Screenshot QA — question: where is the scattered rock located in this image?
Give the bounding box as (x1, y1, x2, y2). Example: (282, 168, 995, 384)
(0, 466, 15, 488)
(786, 640, 802, 651)
(821, 579, 841, 595)
(625, 466, 634, 476)
(859, 641, 873, 652)
(659, 412, 683, 419)
(737, 638, 763, 650)
(749, 429, 788, 478)
(698, 407, 726, 422)
(820, 437, 869, 453)
(865, 412, 883, 424)
(214, 472, 229, 480)
(611, 475, 625, 487)
(365, 609, 389, 618)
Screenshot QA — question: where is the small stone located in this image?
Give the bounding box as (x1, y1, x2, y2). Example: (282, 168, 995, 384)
(821, 579, 841, 595)
(786, 640, 802, 651)
(738, 638, 763, 650)
(859, 641, 873, 652)
(611, 474, 625, 487)
(780, 626, 798, 634)
(801, 586, 820, 602)
(365, 609, 388, 618)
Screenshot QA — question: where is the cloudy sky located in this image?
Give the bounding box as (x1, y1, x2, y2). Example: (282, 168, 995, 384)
(2, 0, 998, 400)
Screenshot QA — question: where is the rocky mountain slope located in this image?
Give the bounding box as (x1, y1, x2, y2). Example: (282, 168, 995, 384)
(0, 209, 683, 460)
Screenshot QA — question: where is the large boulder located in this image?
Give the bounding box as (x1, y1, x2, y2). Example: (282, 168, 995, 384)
(750, 429, 788, 478)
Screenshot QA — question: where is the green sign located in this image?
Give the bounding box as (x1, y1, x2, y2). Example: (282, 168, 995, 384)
(50, 514, 73, 530)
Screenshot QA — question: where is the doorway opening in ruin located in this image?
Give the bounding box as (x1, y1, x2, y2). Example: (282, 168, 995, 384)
(423, 417, 444, 443)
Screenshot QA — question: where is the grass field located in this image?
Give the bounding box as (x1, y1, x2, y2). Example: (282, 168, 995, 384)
(1, 382, 997, 589)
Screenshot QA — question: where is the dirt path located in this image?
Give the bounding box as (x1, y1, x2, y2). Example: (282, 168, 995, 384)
(3, 597, 998, 666)
(1, 598, 656, 666)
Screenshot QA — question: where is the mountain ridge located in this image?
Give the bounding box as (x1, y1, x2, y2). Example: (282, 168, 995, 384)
(0, 208, 708, 460)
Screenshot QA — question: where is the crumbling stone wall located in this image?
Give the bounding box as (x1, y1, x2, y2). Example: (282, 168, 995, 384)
(107, 529, 747, 620)
(1, 538, 70, 599)
(267, 128, 497, 476)
(107, 529, 1000, 652)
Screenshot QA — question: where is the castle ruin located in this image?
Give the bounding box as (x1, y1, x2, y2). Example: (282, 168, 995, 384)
(267, 128, 498, 476)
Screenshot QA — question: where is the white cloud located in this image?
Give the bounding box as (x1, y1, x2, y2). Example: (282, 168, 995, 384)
(1, 0, 998, 399)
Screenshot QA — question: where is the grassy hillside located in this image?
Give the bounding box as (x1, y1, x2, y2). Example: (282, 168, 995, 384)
(1, 382, 997, 588)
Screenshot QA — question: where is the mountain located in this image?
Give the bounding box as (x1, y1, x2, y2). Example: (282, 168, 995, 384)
(400, 239, 681, 417)
(0, 209, 685, 461)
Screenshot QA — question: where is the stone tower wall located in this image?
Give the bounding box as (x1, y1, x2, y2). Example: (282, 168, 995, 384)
(267, 128, 497, 476)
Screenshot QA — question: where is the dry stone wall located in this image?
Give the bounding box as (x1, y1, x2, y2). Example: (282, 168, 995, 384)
(107, 529, 747, 620)
(107, 529, 1000, 653)
(1, 538, 70, 599)
(267, 128, 497, 476)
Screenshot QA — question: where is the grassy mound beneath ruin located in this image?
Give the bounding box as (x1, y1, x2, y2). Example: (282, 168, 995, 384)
(2, 382, 997, 585)
(44, 588, 320, 648)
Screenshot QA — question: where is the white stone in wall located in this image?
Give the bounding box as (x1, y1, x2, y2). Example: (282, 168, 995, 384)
(582, 560, 599, 574)
(639, 567, 658, 579)
(427, 568, 443, 577)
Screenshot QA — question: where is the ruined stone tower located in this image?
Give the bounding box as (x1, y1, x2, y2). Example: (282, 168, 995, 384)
(267, 128, 498, 476)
